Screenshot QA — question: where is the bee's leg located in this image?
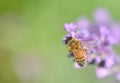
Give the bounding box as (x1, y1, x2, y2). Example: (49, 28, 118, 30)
(84, 49, 86, 52)
(98, 60, 105, 67)
(78, 62, 84, 67)
(73, 59, 75, 62)
(67, 52, 74, 58)
(88, 59, 96, 65)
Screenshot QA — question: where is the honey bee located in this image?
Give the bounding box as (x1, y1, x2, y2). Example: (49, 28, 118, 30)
(65, 37, 87, 67)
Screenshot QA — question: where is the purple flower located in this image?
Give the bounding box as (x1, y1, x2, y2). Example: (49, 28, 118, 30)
(62, 8, 120, 81)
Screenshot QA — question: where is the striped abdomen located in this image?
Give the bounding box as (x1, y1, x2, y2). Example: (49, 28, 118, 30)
(73, 48, 86, 66)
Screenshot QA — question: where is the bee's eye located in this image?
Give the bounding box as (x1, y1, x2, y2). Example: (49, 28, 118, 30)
(69, 41, 75, 46)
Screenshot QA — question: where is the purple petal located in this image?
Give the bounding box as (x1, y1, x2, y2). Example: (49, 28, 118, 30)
(77, 17, 90, 29)
(96, 56, 102, 64)
(74, 62, 80, 69)
(116, 72, 120, 81)
(111, 24, 120, 44)
(99, 26, 110, 36)
(70, 31, 76, 38)
(64, 23, 77, 32)
(87, 54, 96, 63)
(105, 55, 115, 68)
(96, 67, 113, 78)
(107, 35, 116, 45)
(93, 8, 111, 23)
(75, 29, 90, 40)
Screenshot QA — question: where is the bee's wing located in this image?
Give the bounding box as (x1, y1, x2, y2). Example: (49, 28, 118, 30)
(81, 40, 99, 50)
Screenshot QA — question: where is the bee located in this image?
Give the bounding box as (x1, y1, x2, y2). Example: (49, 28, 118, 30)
(65, 36, 87, 67)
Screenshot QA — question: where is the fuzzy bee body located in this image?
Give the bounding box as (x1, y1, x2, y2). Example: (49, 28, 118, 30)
(65, 37, 87, 67)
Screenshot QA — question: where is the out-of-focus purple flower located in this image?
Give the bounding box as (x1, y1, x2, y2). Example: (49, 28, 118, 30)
(62, 8, 120, 81)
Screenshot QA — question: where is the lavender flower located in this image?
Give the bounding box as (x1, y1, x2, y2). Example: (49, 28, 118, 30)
(62, 8, 120, 81)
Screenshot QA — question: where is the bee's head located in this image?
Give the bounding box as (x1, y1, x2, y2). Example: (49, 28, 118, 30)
(64, 36, 73, 45)
(68, 39, 76, 47)
(66, 37, 81, 51)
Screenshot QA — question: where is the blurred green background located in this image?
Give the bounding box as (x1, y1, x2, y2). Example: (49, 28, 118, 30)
(0, 0, 120, 83)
